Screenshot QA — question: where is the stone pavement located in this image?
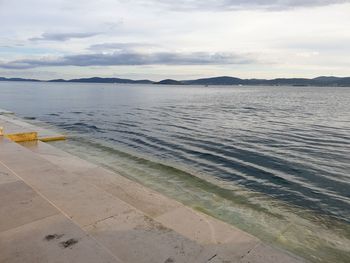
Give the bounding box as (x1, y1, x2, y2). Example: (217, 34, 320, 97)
(0, 115, 305, 263)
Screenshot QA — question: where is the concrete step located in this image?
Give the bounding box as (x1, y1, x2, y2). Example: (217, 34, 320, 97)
(18, 139, 305, 263)
(0, 109, 305, 263)
(0, 138, 244, 262)
(0, 139, 122, 263)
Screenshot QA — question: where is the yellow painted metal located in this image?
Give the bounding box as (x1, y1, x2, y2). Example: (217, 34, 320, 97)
(5, 132, 38, 142)
(40, 135, 66, 142)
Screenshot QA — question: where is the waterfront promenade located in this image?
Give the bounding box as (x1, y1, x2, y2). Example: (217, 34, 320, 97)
(0, 110, 304, 263)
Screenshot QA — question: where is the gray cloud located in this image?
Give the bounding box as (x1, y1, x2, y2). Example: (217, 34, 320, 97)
(0, 51, 256, 69)
(88, 42, 158, 51)
(30, 32, 101, 41)
(146, 0, 349, 10)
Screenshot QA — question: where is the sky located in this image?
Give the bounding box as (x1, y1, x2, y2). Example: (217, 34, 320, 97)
(0, 0, 350, 80)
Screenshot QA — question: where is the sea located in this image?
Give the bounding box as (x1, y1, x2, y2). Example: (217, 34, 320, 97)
(0, 81, 349, 262)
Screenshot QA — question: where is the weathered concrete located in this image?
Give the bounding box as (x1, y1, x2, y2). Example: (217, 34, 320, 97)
(0, 180, 58, 233)
(0, 163, 19, 185)
(0, 142, 122, 263)
(240, 243, 304, 263)
(0, 214, 122, 263)
(0, 115, 306, 263)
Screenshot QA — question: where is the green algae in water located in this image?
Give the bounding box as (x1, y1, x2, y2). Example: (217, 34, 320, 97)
(51, 137, 350, 263)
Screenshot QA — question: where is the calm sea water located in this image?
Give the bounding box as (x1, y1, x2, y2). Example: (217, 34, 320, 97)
(1, 81, 349, 262)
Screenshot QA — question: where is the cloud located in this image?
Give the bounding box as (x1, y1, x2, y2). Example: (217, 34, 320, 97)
(88, 43, 158, 51)
(0, 51, 256, 69)
(145, 0, 349, 10)
(1, 0, 349, 79)
(30, 32, 101, 42)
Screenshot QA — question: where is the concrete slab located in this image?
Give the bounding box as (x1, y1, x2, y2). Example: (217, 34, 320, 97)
(156, 206, 258, 246)
(0, 139, 158, 228)
(0, 116, 306, 263)
(77, 167, 183, 217)
(0, 136, 12, 144)
(20, 141, 182, 217)
(40, 179, 138, 227)
(21, 140, 98, 173)
(84, 209, 210, 263)
(0, 164, 19, 185)
(0, 162, 134, 228)
(0, 214, 122, 263)
(0, 139, 58, 173)
(18, 139, 305, 263)
(0, 180, 59, 233)
(155, 206, 262, 262)
(240, 243, 304, 263)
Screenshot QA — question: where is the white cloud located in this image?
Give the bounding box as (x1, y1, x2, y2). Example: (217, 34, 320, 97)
(136, 0, 350, 10)
(0, 51, 256, 69)
(30, 32, 102, 42)
(0, 0, 349, 79)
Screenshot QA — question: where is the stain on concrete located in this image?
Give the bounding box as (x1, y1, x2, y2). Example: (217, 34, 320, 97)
(207, 254, 217, 262)
(44, 234, 64, 241)
(60, 238, 79, 248)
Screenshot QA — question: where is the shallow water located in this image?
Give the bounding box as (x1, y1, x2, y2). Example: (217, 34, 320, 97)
(0, 81, 349, 262)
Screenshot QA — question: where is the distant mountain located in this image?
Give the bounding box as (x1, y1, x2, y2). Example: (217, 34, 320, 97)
(155, 79, 184, 85)
(183, 76, 350, 86)
(1, 75, 350, 86)
(184, 76, 242, 85)
(47, 79, 66, 82)
(0, 77, 40, 82)
(337, 77, 350, 86)
(49, 77, 153, 84)
(312, 76, 350, 86)
(185, 76, 311, 86)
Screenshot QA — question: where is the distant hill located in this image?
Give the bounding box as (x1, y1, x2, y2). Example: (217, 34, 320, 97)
(1, 75, 350, 86)
(184, 76, 242, 85)
(183, 76, 350, 86)
(154, 79, 184, 85)
(49, 77, 153, 84)
(0, 77, 40, 82)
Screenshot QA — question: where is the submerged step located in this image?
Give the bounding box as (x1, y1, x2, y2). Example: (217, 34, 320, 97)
(19, 140, 304, 263)
(0, 115, 305, 263)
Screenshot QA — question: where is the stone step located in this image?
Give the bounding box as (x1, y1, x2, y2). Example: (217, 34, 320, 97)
(18, 139, 304, 263)
(0, 138, 236, 262)
(0, 139, 122, 263)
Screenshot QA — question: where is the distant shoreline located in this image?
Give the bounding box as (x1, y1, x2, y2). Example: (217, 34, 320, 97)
(1, 75, 350, 87)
